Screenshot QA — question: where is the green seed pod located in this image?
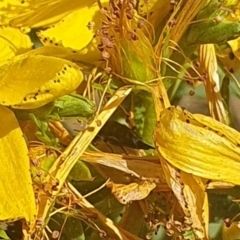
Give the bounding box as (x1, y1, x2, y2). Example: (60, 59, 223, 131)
(53, 93, 95, 118)
(187, 1, 240, 45)
(187, 21, 240, 44)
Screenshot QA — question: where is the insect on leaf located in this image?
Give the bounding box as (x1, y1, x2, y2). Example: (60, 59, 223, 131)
(155, 106, 240, 185)
(0, 106, 36, 226)
(0, 53, 84, 109)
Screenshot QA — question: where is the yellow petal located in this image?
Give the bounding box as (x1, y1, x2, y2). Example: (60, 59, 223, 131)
(228, 37, 240, 61)
(1, 0, 96, 28)
(155, 106, 240, 185)
(0, 105, 36, 225)
(38, 6, 96, 50)
(0, 38, 15, 64)
(37, 1, 108, 62)
(0, 53, 83, 109)
(75, 37, 101, 63)
(0, 26, 33, 64)
(24, 44, 101, 63)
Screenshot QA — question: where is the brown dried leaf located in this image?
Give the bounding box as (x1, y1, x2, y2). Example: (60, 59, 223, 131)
(161, 157, 208, 239)
(82, 151, 165, 182)
(106, 181, 156, 205)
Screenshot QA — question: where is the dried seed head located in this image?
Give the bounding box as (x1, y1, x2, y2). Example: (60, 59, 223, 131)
(215, 16, 222, 23)
(52, 230, 59, 239)
(99, 230, 107, 238)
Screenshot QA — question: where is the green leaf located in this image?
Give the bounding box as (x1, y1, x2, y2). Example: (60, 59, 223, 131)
(188, 21, 240, 44)
(12, 102, 55, 121)
(133, 90, 156, 146)
(62, 217, 85, 240)
(0, 229, 10, 239)
(29, 113, 59, 147)
(49, 214, 85, 240)
(120, 38, 156, 83)
(68, 161, 92, 181)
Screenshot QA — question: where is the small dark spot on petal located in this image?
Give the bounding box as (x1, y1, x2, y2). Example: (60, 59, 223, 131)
(62, 70, 65, 74)
(87, 126, 95, 132)
(186, 119, 190, 123)
(229, 68, 234, 73)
